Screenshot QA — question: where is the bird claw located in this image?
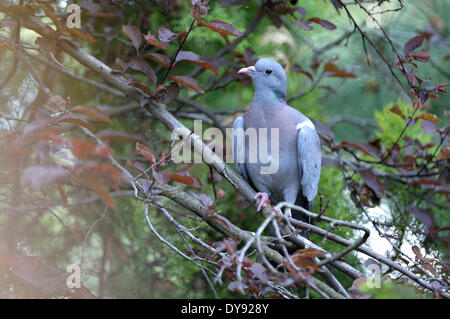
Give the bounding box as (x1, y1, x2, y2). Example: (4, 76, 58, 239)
(284, 207, 292, 219)
(284, 208, 297, 232)
(254, 192, 270, 212)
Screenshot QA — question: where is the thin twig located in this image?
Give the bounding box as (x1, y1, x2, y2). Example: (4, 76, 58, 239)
(160, 19, 196, 85)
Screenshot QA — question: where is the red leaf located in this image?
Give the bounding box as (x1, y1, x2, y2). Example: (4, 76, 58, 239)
(128, 59, 157, 84)
(411, 51, 430, 62)
(318, 85, 338, 94)
(168, 173, 202, 189)
(55, 113, 94, 130)
(409, 177, 440, 186)
(144, 52, 171, 68)
(198, 20, 242, 37)
(169, 75, 204, 93)
(80, 164, 123, 189)
(115, 57, 129, 71)
(68, 28, 96, 43)
(144, 31, 170, 50)
(191, 3, 208, 20)
(210, 215, 233, 232)
(292, 64, 313, 82)
(126, 80, 152, 95)
(290, 249, 322, 271)
(292, 248, 326, 258)
(122, 24, 142, 52)
(71, 105, 112, 123)
(191, 192, 214, 208)
(95, 144, 111, 158)
(136, 142, 156, 165)
(306, 17, 337, 30)
(127, 160, 149, 180)
(416, 113, 441, 123)
(323, 62, 357, 78)
(214, 238, 239, 255)
(439, 146, 450, 160)
(72, 138, 111, 159)
(216, 188, 226, 199)
(72, 138, 96, 159)
(47, 95, 67, 111)
(389, 104, 405, 119)
(436, 82, 450, 91)
(357, 168, 384, 199)
(404, 35, 424, 56)
(39, 1, 63, 32)
(296, 19, 313, 31)
(22, 127, 64, 145)
(341, 141, 381, 159)
(412, 245, 423, 260)
(176, 31, 188, 42)
(152, 167, 171, 185)
(77, 173, 116, 209)
(175, 51, 217, 73)
(158, 26, 179, 42)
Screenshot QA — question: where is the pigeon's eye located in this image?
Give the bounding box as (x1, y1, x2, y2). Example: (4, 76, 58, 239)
(265, 69, 272, 75)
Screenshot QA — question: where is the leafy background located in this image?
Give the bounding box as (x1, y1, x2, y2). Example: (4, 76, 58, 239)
(0, 0, 448, 298)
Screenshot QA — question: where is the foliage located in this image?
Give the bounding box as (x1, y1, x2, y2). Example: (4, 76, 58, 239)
(374, 99, 433, 147)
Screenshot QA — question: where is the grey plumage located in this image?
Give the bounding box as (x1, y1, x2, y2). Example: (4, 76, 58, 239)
(234, 58, 321, 238)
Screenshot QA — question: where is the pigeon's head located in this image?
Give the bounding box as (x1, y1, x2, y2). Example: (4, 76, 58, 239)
(238, 58, 287, 100)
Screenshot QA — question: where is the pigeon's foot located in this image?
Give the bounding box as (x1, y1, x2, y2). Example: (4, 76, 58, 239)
(284, 207, 292, 218)
(284, 208, 297, 232)
(254, 192, 270, 212)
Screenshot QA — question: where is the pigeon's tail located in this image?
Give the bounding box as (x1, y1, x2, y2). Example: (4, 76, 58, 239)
(292, 193, 312, 239)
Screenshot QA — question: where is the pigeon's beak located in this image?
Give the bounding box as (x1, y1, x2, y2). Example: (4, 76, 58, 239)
(238, 66, 256, 75)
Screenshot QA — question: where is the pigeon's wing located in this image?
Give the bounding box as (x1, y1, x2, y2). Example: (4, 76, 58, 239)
(297, 119, 321, 202)
(232, 116, 251, 184)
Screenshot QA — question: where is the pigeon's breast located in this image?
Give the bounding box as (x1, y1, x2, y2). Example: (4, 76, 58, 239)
(243, 105, 302, 201)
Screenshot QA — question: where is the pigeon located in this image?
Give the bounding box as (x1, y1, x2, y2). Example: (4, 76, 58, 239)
(233, 58, 321, 238)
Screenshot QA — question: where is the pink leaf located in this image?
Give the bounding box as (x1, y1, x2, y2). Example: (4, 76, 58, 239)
(404, 35, 424, 56)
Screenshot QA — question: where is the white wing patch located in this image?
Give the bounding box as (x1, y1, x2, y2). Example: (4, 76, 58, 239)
(296, 119, 315, 131)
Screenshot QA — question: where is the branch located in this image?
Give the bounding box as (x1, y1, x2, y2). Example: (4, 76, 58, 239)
(143, 180, 345, 298)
